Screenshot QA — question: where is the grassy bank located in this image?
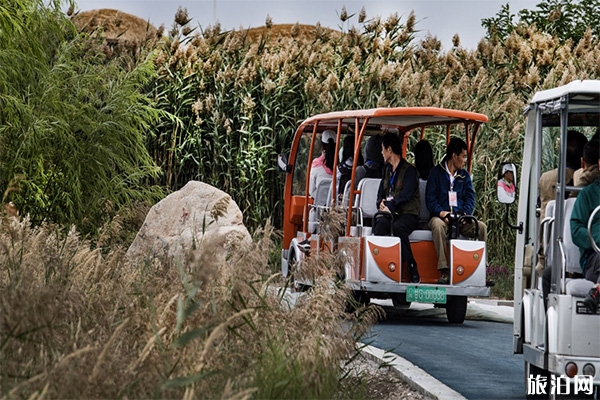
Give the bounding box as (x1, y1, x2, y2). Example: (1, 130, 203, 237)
(0, 210, 382, 399)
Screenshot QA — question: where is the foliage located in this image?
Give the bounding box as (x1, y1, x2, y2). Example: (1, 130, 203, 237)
(0, 211, 380, 398)
(147, 12, 417, 229)
(146, 5, 600, 277)
(482, 0, 600, 44)
(487, 263, 514, 299)
(0, 0, 163, 236)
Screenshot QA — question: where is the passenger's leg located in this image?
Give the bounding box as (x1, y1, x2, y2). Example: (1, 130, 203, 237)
(459, 219, 487, 241)
(373, 214, 392, 236)
(583, 253, 600, 312)
(584, 252, 600, 284)
(477, 221, 487, 241)
(392, 214, 419, 263)
(393, 213, 420, 283)
(429, 217, 449, 270)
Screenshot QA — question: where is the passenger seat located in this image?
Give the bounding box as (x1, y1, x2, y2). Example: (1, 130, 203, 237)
(409, 178, 433, 242)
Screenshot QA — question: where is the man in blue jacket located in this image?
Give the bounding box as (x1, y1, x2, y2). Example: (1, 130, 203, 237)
(426, 137, 487, 284)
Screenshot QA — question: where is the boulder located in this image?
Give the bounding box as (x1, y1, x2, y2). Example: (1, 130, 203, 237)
(126, 181, 251, 265)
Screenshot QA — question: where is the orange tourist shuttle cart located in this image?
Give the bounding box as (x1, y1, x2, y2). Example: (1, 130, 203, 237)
(278, 107, 491, 323)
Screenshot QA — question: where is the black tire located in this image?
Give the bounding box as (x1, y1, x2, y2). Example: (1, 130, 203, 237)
(345, 290, 369, 313)
(446, 295, 468, 324)
(391, 293, 412, 309)
(525, 361, 549, 399)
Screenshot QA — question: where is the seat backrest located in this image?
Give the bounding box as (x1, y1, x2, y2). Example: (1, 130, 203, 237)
(314, 177, 332, 207)
(356, 178, 381, 220)
(563, 198, 581, 274)
(544, 199, 581, 275)
(341, 180, 352, 208)
(417, 178, 430, 230)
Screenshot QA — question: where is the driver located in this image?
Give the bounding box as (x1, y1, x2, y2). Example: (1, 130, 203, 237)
(426, 137, 487, 284)
(570, 139, 600, 312)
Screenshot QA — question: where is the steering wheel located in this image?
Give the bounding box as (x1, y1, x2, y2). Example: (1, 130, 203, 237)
(588, 205, 600, 254)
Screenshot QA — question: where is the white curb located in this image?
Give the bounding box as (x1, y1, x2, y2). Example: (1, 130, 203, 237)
(359, 343, 467, 400)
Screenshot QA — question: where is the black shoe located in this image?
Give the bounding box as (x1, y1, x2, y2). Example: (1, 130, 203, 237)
(298, 239, 311, 254)
(583, 286, 599, 313)
(437, 268, 450, 284)
(408, 260, 420, 284)
(486, 279, 496, 287)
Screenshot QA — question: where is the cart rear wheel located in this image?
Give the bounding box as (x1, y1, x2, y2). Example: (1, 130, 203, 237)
(391, 293, 412, 309)
(345, 290, 369, 313)
(446, 295, 467, 324)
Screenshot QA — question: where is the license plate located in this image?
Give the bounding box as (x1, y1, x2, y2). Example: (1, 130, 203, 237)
(406, 285, 447, 304)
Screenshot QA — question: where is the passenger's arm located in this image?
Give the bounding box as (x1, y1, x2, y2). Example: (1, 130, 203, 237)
(376, 178, 385, 209)
(462, 174, 476, 215)
(386, 167, 418, 214)
(309, 170, 317, 198)
(570, 192, 593, 251)
(426, 168, 444, 218)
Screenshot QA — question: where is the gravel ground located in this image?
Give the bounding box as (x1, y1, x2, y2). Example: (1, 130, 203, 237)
(345, 354, 434, 400)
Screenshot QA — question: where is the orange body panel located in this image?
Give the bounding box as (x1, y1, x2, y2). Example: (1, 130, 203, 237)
(409, 241, 446, 283)
(367, 241, 401, 282)
(290, 196, 310, 226)
(451, 244, 484, 284)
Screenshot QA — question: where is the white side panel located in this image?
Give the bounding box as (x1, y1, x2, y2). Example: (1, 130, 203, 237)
(559, 295, 600, 357)
(531, 289, 546, 348)
(547, 298, 558, 354)
(523, 291, 533, 344)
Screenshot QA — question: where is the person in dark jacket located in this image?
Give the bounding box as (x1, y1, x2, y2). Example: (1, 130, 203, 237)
(570, 146, 600, 313)
(355, 134, 386, 187)
(373, 131, 421, 283)
(414, 139, 435, 181)
(337, 135, 364, 200)
(425, 137, 487, 284)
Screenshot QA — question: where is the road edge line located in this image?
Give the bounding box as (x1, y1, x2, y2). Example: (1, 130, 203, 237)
(359, 343, 467, 400)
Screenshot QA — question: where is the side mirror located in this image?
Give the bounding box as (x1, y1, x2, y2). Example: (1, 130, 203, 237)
(277, 153, 292, 173)
(497, 162, 517, 204)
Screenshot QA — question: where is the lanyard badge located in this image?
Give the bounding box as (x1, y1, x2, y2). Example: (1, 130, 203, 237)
(443, 162, 458, 208)
(448, 191, 458, 207)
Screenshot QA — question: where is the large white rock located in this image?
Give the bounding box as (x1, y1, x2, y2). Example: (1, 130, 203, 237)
(126, 181, 251, 264)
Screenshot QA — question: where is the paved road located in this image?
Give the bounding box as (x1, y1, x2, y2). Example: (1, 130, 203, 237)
(362, 303, 524, 400)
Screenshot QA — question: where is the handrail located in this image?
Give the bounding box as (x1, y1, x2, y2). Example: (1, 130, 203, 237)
(557, 240, 567, 294)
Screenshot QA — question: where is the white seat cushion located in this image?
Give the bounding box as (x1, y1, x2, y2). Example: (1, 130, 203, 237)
(409, 230, 433, 242)
(566, 278, 595, 297)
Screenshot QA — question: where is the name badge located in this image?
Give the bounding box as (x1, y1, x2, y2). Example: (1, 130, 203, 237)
(448, 191, 458, 207)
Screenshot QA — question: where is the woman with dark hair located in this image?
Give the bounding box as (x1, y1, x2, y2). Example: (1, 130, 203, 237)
(354, 134, 386, 187)
(414, 139, 434, 181)
(309, 130, 336, 198)
(337, 135, 364, 199)
(373, 131, 421, 283)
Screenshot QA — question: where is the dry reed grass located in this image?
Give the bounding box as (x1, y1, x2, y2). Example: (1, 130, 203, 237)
(0, 201, 380, 398)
